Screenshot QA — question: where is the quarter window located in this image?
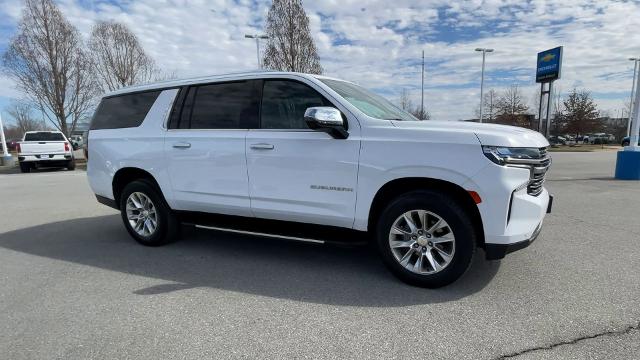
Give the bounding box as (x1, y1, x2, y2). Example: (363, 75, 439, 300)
(261, 80, 330, 129)
(91, 91, 161, 130)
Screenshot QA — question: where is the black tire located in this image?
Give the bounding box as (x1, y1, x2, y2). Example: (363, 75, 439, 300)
(622, 140, 630, 147)
(119, 179, 180, 246)
(66, 159, 76, 170)
(19, 162, 31, 173)
(375, 190, 476, 288)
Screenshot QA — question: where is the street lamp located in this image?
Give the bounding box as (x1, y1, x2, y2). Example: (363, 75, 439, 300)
(0, 113, 13, 166)
(475, 48, 494, 123)
(245, 34, 269, 69)
(627, 57, 640, 137)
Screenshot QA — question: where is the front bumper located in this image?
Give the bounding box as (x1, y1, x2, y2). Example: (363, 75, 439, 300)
(485, 221, 542, 260)
(485, 194, 552, 260)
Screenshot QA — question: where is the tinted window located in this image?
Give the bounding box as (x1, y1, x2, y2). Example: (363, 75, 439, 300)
(91, 91, 161, 130)
(24, 132, 65, 141)
(188, 81, 259, 129)
(261, 80, 330, 129)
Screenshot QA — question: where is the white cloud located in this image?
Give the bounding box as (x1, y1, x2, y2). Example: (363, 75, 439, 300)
(0, 0, 638, 121)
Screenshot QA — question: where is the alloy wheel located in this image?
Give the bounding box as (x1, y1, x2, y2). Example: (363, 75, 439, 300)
(388, 209, 456, 274)
(125, 192, 158, 237)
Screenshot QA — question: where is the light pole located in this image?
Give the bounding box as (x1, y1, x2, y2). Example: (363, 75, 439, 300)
(0, 113, 13, 166)
(245, 34, 269, 69)
(627, 57, 639, 137)
(421, 50, 425, 120)
(475, 48, 493, 123)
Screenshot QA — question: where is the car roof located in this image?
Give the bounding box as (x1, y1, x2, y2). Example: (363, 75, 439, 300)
(104, 71, 351, 98)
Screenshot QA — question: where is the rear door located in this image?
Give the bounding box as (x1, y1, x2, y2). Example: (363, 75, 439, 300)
(164, 80, 260, 216)
(246, 79, 360, 228)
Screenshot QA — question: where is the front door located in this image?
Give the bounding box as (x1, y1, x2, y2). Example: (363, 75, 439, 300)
(246, 79, 360, 228)
(165, 80, 260, 216)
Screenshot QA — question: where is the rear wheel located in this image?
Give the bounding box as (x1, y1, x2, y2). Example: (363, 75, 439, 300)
(19, 162, 31, 173)
(375, 190, 476, 288)
(66, 159, 76, 170)
(119, 180, 180, 246)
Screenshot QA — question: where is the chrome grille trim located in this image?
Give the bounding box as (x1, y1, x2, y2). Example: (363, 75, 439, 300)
(504, 147, 550, 197)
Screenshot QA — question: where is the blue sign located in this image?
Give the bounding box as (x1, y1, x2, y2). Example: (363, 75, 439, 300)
(536, 46, 563, 83)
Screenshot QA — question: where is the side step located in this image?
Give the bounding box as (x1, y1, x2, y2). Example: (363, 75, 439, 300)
(194, 224, 326, 244)
(178, 211, 369, 247)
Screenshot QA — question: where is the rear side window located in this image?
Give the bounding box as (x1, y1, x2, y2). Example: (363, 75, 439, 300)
(90, 91, 161, 130)
(186, 81, 259, 129)
(261, 80, 330, 129)
(24, 132, 65, 141)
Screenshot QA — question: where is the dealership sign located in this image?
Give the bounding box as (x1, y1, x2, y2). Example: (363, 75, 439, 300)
(536, 46, 563, 83)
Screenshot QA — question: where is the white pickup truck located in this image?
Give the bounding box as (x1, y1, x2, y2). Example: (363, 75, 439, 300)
(87, 71, 552, 288)
(17, 131, 76, 173)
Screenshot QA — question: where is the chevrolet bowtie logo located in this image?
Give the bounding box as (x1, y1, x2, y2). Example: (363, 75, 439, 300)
(541, 53, 555, 62)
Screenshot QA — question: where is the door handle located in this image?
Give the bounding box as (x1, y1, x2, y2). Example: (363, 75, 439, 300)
(250, 143, 274, 150)
(172, 142, 191, 149)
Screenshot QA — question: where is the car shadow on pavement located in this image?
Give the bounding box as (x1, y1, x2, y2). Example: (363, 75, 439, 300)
(0, 215, 500, 307)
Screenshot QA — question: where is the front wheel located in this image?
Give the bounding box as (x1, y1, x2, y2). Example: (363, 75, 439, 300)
(375, 190, 476, 288)
(119, 180, 180, 246)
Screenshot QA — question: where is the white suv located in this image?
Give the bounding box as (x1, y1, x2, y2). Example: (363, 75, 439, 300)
(87, 71, 552, 288)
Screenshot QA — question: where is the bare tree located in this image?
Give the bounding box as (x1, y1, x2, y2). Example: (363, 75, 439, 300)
(263, 0, 322, 74)
(495, 85, 530, 127)
(2, 125, 24, 140)
(88, 21, 159, 92)
(410, 106, 431, 120)
(2, 0, 100, 136)
(475, 89, 497, 122)
(5, 101, 45, 136)
(560, 88, 599, 137)
(399, 89, 413, 111)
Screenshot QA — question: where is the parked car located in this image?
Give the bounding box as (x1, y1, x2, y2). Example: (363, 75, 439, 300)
(69, 135, 83, 150)
(17, 131, 75, 173)
(82, 130, 89, 159)
(4, 139, 20, 151)
(87, 71, 552, 288)
(622, 135, 640, 146)
(548, 136, 566, 145)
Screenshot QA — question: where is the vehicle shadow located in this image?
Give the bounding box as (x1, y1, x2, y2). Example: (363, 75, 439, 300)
(0, 215, 501, 307)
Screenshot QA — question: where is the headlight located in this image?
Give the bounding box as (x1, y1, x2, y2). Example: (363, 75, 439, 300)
(482, 146, 543, 166)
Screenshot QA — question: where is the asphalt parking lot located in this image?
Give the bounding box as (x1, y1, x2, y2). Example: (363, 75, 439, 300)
(0, 150, 638, 359)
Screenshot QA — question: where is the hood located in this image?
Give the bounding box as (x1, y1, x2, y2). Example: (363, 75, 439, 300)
(391, 120, 550, 148)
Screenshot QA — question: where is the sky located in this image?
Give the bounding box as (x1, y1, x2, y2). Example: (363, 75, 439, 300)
(1, 0, 640, 124)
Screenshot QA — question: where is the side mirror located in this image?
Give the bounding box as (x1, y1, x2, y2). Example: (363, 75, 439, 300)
(304, 107, 348, 139)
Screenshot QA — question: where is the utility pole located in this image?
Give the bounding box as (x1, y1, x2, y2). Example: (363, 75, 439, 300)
(421, 50, 425, 120)
(245, 34, 269, 69)
(627, 58, 639, 137)
(475, 48, 494, 123)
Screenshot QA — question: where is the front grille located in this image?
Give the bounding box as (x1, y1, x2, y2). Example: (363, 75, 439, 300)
(526, 147, 551, 196)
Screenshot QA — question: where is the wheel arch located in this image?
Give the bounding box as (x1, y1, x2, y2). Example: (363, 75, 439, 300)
(367, 177, 485, 248)
(112, 167, 164, 210)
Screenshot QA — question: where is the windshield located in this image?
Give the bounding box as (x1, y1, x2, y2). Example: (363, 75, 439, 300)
(24, 132, 65, 141)
(319, 79, 417, 121)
